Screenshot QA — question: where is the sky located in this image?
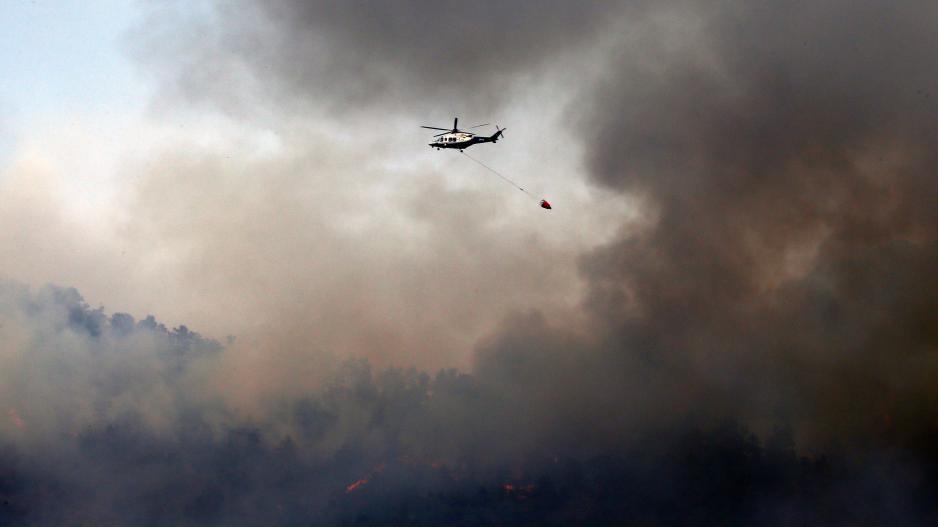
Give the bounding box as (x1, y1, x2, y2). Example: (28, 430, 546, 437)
(0, 0, 627, 373)
(2, 1, 938, 524)
(0, 1, 142, 157)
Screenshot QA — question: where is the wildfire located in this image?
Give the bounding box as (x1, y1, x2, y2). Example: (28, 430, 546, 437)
(502, 482, 536, 498)
(345, 478, 369, 493)
(345, 462, 388, 494)
(343, 459, 465, 495)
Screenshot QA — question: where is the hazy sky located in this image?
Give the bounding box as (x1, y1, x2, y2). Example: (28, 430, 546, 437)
(0, 1, 142, 157)
(3, 2, 938, 523)
(0, 1, 627, 373)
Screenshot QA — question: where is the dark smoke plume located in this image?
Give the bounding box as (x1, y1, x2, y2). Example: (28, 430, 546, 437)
(570, 0, 938, 449)
(5, 0, 938, 524)
(470, 2, 938, 515)
(135, 1, 624, 115)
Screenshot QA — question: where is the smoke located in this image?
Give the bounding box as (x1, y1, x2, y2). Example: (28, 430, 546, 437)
(3, 0, 938, 523)
(0, 282, 221, 443)
(0, 280, 935, 524)
(133, 0, 628, 117)
(465, 4, 938, 502)
(105, 124, 588, 379)
(566, 0, 938, 448)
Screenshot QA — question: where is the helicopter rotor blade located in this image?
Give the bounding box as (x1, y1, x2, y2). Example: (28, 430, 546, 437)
(453, 117, 458, 130)
(467, 123, 490, 129)
(421, 126, 449, 131)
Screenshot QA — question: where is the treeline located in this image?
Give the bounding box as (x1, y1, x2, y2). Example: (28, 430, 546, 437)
(0, 284, 936, 525)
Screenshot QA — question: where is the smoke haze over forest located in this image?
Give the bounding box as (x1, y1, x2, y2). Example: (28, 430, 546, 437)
(2, 1, 938, 524)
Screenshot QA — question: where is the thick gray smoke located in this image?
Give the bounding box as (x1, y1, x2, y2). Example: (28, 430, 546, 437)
(1, 281, 933, 525)
(2, 282, 931, 525)
(3, 0, 938, 524)
(135, 0, 626, 115)
(470, 0, 938, 483)
(569, 0, 938, 448)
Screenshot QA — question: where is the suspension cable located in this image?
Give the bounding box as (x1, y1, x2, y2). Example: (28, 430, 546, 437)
(460, 151, 537, 200)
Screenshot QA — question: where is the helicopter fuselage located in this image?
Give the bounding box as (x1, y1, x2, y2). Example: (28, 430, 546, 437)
(429, 132, 500, 151)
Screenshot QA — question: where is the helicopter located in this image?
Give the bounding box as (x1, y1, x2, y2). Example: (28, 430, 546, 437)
(421, 118, 505, 151)
(420, 117, 550, 209)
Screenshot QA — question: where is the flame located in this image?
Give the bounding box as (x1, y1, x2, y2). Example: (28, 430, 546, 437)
(343, 459, 462, 495)
(8, 408, 25, 430)
(502, 482, 536, 498)
(345, 478, 369, 493)
(345, 462, 387, 493)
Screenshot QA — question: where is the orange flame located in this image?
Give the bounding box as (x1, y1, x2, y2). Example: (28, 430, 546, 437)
(345, 478, 369, 493)
(502, 482, 536, 497)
